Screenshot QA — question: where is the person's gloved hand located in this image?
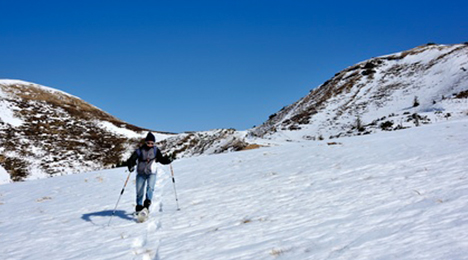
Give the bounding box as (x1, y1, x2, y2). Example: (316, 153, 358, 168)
(128, 165, 135, 172)
(167, 153, 176, 162)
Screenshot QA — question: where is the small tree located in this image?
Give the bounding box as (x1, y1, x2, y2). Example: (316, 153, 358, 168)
(380, 121, 394, 131)
(413, 96, 420, 107)
(355, 116, 365, 132)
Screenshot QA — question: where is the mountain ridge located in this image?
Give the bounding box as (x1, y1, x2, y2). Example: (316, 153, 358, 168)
(2, 43, 468, 183)
(250, 43, 468, 140)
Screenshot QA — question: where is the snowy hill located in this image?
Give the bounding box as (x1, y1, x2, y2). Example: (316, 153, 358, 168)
(0, 79, 174, 182)
(147, 44, 468, 159)
(1, 117, 467, 259)
(251, 43, 468, 141)
(0, 80, 258, 183)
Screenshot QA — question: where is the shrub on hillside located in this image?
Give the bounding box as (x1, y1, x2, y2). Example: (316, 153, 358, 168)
(413, 96, 420, 107)
(380, 121, 394, 131)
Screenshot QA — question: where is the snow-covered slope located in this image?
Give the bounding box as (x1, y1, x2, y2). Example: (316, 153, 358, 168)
(251, 43, 468, 141)
(0, 79, 174, 183)
(1, 117, 467, 259)
(156, 44, 468, 159)
(0, 80, 260, 183)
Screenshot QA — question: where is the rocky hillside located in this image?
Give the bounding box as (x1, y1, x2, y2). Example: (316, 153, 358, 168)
(250, 43, 468, 140)
(0, 80, 170, 182)
(157, 128, 258, 158)
(0, 80, 256, 183)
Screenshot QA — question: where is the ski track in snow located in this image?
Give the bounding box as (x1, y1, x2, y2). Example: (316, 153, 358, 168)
(1, 118, 468, 259)
(130, 168, 168, 260)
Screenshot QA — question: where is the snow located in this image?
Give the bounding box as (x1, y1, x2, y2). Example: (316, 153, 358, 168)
(0, 100, 24, 127)
(96, 121, 146, 139)
(0, 165, 10, 184)
(0, 86, 24, 127)
(1, 117, 468, 260)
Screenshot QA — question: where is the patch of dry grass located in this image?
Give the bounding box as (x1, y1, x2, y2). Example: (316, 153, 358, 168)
(241, 144, 264, 151)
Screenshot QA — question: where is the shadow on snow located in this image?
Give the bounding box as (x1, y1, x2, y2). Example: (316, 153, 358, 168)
(81, 210, 134, 225)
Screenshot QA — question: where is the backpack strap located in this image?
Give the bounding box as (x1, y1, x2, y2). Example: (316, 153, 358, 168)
(136, 148, 142, 159)
(136, 147, 158, 161)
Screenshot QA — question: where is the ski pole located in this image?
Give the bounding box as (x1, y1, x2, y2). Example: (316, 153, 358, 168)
(170, 164, 180, 211)
(108, 169, 132, 226)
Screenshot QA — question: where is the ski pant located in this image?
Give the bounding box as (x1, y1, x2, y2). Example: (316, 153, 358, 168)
(136, 173, 157, 206)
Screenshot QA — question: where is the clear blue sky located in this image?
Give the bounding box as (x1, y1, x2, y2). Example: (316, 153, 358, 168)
(1, 1, 467, 133)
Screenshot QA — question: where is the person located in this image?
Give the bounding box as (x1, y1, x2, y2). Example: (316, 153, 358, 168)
(126, 132, 173, 213)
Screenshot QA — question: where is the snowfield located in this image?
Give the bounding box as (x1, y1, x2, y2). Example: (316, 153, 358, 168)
(1, 118, 468, 260)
